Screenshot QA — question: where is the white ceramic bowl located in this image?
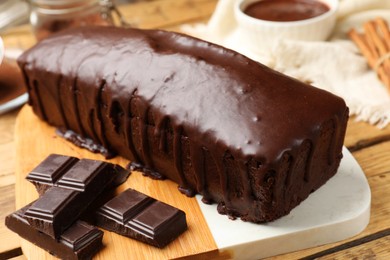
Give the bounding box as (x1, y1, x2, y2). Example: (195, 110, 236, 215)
(234, 0, 339, 52)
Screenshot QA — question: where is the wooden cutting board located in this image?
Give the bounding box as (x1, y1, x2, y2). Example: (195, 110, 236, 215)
(14, 105, 224, 260)
(14, 105, 371, 260)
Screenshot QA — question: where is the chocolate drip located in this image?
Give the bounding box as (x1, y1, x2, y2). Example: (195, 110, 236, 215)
(191, 145, 211, 203)
(73, 77, 86, 137)
(32, 79, 47, 121)
(328, 116, 339, 165)
(277, 152, 293, 214)
(109, 100, 123, 134)
(303, 141, 313, 183)
(20, 64, 32, 103)
(96, 80, 110, 151)
(125, 94, 141, 163)
(58, 76, 70, 129)
(283, 154, 294, 189)
(174, 127, 194, 196)
(240, 160, 253, 206)
(215, 152, 230, 213)
(78, 79, 102, 147)
(155, 116, 168, 154)
(139, 103, 154, 168)
(88, 109, 100, 142)
(56, 75, 69, 129)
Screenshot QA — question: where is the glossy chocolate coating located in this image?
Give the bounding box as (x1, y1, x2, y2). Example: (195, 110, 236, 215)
(6, 204, 103, 260)
(96, 188, 187, 248)
(18, 26, 348, 222)
(24, 159, 118, 238)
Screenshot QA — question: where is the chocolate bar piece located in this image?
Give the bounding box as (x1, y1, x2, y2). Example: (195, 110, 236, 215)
(6, 204, 103, 260)
(96, 188, 187, 248)
(26, 154, 79, 195)
(26, 154, 130, 196)
(24, 159, 119, 239)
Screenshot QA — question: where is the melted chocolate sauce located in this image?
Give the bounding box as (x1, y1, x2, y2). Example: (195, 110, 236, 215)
(244, 0, 330, 22)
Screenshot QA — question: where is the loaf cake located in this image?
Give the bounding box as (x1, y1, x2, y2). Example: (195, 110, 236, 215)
(18, 26, 348, 223)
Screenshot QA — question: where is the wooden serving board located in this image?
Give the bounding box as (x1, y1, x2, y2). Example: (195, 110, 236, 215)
(15, 105, 371, 259)
(14, 105, 222, 260)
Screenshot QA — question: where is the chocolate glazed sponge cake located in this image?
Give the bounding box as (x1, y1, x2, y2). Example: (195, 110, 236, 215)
(18, 26, 348, 223)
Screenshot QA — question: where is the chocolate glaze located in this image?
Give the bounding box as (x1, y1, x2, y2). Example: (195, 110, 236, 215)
(18, 26, 349, 222)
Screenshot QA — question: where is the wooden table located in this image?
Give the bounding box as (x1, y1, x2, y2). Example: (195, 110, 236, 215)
(1, 0, 390, 259)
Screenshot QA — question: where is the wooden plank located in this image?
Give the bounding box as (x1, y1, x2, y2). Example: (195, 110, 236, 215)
(0, 109, 19, 144)
(353, 141, 390, 178)
(0, 185, 21, 255)
(0, 102, 20, 186)
(313, 231, 390, 259)
(0, 141, 16, 186)
(0, 110, 21, 255)
(14, 105, 221, 260)
(345, 117, 390, 152)
(118, 0, 217, 29)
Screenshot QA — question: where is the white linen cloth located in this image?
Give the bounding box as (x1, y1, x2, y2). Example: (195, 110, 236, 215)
(182, 0, 390, 128)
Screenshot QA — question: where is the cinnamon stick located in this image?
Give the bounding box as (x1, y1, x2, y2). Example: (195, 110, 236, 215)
(349, 18, 390, 92)
(375, 18, 390, 52)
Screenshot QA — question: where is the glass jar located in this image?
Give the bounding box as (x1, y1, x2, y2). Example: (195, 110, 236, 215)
(29, 0, 115, 41)
(0, 0, 29, 33)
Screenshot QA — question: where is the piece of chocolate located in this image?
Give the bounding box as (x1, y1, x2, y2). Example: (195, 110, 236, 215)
(26, 154, 79, 195)
(6, 204, 103, 260)
(24, 159, 119, 239)
(26, 154, 130, 196)
(96, 188, 187, 248)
